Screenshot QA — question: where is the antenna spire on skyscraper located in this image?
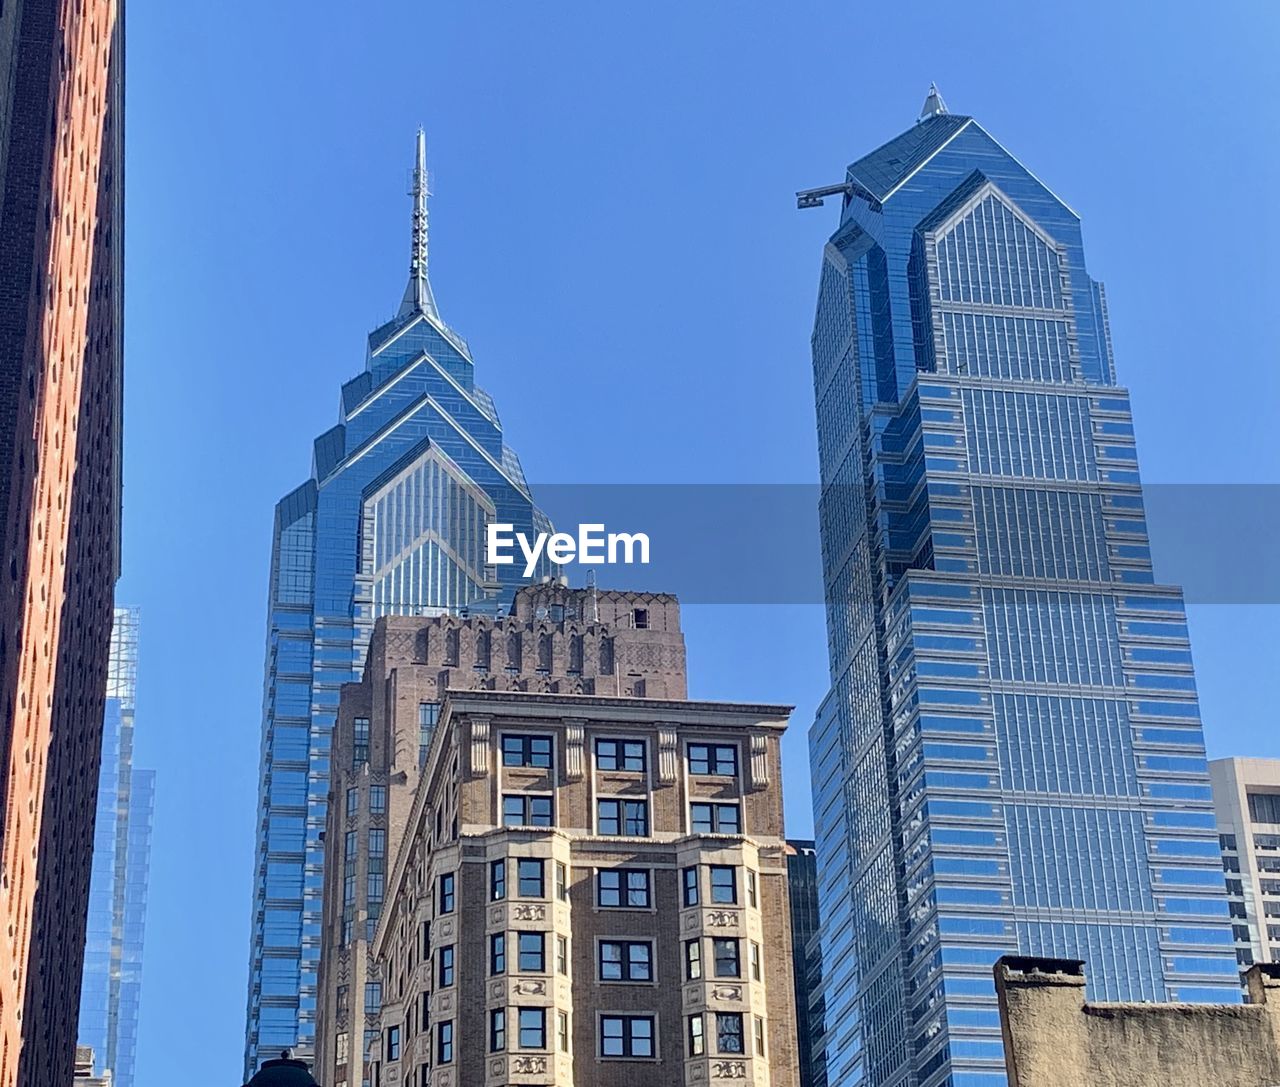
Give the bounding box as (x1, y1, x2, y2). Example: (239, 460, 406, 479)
(919, 82, 948, 120)
(399, 126, 439, 320)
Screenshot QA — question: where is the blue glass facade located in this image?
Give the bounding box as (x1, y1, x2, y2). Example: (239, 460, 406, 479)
(807, 100, 1237, 1087)
(243, 133, 551, 1075)
(78, 606, 154, 1087)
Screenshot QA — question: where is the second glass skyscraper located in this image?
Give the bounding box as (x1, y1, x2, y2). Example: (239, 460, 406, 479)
(806, 90, 1237, 1087)
(243, 132, 551, 1074)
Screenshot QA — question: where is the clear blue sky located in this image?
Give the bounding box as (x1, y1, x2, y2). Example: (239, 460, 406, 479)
(119, 2, 1279, 1081)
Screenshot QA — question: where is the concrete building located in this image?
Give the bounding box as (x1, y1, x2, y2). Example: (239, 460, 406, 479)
(319, 583, 802, 1087)
(995, 956, 1280, 1087)
(785, 841, 824, 1087)
(0, 1, 124, 1086)
(73, 1046, 109, 1085)
(1210, 757, 1280, 972)
(315, 582, 693, 1087)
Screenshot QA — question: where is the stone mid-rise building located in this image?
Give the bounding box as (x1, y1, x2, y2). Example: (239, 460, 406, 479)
(317, 582, 802, 1086)
(316, 582, 691, 1087)
(995, 956, 1280, 1087)
(0, 1, 124, 1085)
(1210, 757, 1280, 973)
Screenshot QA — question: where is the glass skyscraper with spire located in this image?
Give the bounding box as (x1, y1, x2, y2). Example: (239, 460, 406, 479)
(78, 607, 154, 1087)
(243, 132, 551, 1075)
(805, 88, 1237, 1087)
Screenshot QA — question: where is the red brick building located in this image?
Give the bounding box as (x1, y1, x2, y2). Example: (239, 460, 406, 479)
(0, 0, 124, 1084)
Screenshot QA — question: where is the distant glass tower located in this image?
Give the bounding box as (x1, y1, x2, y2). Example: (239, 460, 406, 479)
(78, 607, 154, 1087)
(805, 87, 1238, 1087)
(243, 131, 552, 1075)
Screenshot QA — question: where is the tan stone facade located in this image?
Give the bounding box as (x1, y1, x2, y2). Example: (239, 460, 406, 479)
(996, 956, 1280, 1087)
(316, 584, 691, 1087)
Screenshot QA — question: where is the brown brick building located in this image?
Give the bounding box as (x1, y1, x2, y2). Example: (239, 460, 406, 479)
(316, 583, 801, 1087)
(0, 0, 124, 1084)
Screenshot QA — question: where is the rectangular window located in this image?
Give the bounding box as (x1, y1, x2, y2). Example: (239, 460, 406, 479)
(418, 702, 439, 767)
(346, 787, 358, 819)
(599, 940, 653, 982)
(710, 866, 737, 904)
(754, 1016, 766, 1056)
(490, 859, 506, 901)
(519, 1008, 547, 1049)
(490, 933, 506, 975)
(502, 734, 554, 768)
(438, 945, 455, 987)
(490, 1008, 506, 1052)
(365, 981, 382, 1014)
(336, 984, 349, 1016)
(555, 861, 568, 901)
(717, 1012, 744, 1054)
(746, 869, 758, 908)
(597, 868, 651, 908)
(685, 938, 702, 980)
(353, 717, 370, 767)
(690, 802, 741, 834)
(713, 938, 741, 978)
(750, 941, 762, 981)
(438, 873, 455, 914)
(595, 738, 646, 772)
(558, 1011, 570, 1052)
(518, 858, 545, 898)
(688, 743, 737, 776)
(385, 1025, 400, 1062)
(1250, 793, 1280, 824)
(335, 1031, 349, 1063)
(518, 932, 546, 972)
(503, 794, 554, 827)
(682, 866, 699, 907)
(369, 784, 387, 815)
(557, 934, 569, 975)
(688, 1014, 704, 1057)
(597, 798, 650, 836)
(601, 1015, 655, 1058)
(437, 1021, 453, 1064)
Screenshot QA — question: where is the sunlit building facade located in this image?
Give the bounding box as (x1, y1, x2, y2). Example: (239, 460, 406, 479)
(805, 88, 1237, 1087)
(1209, 758, 1280, 973)
(243, 132, 552, 1076)
(78, 607, 155, 1087)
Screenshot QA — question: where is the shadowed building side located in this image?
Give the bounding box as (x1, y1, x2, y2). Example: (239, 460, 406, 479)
(996, 956, 1280, 1087)
(0, 1, 124, 1085)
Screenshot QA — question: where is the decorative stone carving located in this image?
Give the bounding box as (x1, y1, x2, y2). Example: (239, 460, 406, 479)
(657, 726, 679, 784)
(488, 905, 504, 926)
(711, 985, 743, 1002)
(749, 733, 769, 790)
(513, 978, 547, 996)
(682, 912, 701, 932)
(512, 903, 546, 921)
(511, 1056, 548, 1074)
(489, 1058, 504, 1076)
(712, 1060, 747, 1079)
(707, 910, 740, 927)
(469, 716, 491, 778)
(564, 718, 586, 781)
(490, 980, 505, 1001)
